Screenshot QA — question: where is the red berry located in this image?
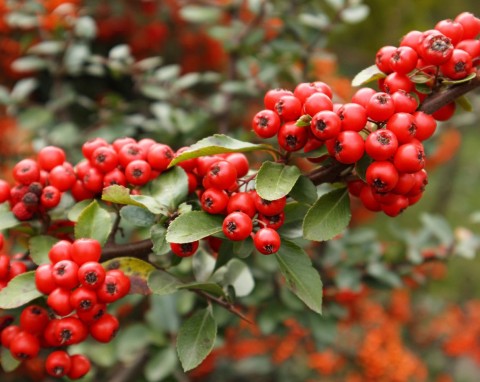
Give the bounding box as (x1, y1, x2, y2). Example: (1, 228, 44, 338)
(38, 146, 66, 171)
(336, 103, 367, 132)
(326, 131, 365, 164)
(13, 159, 40, 185)
(46, 350, 72, 378)
(103, 168, 127, 187)
(419, 31, 454, 66)
(254, 228, 281, 255)
(225, 153, 249, 178)
(147, 143, 174, 172)
(440, 48, 473, 80)
(112, 137, 136, 153)
(227, 192, 256, 218)
(0, 180, 11, 203)
(206, 160, 237, 190)
(49, 163, 76, 191)
(253, 193, 286, 216)
(257, 212, 285, 230)
(310, 111, 341, 140)
(78, 261, 106, 290)
(53, 317, 88, 345)
(35, 264, 57, 294)
(52, 260, 79, 289)
(222, 212, 253, 241)
(393, 142, 426, 173)
(365, 129, 398, 161)
(277, 121, 308, 152)
(413, 112, 437, 141)
(431, 102, 456, 121)
(366, 161, 399, 193)
(375, 45, 396, 73)
(293, 81, 332, 103)
(19, 305, 49, 335)
(351, 88, 376, 108)
(71, 238, 102, 266)
(303, 92, 334, 115)
(89, 313, 119, 343)
(391, 90, 418, 114)
(389, 46, 418, 74)
(70, 287, 98, 311)
(82, 138, 109, 160)
(1, 325, 21, 348)
(118, 143, 146, 168)
(41, 185, 62, 209)
(76, 303, 106, 324)
(97, 270, 131, 303)
(201, 188, 229, 214)
(366, 92, 395, 122)
(454, 12, 480, 39)
(67, 354, 91, 379)
(252, 109, 281, 138)
(47, 288, 74, 316)
(274, 95, 302, 122)
(383, 72, 414, 93)
(170, 241, 199, 258)
(386, 112, 417, 143)
(435, 19, 464, 45)
(0, 254, 10, 280)
(91, 146, 119, 173)
(125, 159, 152, 186)
(10, 331, 40, 361)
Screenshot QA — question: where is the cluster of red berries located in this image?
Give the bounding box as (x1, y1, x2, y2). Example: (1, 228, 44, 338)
(72, 136, 175, 200)
(0, 233, 27, 289)
(0, 238, 129, 378)
(251, 12, 479, 217)
(170, 153, 283, 257)
(376, 11, 480, 120)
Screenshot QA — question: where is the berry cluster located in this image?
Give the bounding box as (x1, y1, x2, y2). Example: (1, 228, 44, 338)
(251, 12, 479, 217)
(0, 233, 27, 289)
(0, 238, 129, 378)
(170, 153, 283, 256)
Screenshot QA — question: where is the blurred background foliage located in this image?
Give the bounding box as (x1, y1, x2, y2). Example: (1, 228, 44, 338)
(0, 0, 480, 381)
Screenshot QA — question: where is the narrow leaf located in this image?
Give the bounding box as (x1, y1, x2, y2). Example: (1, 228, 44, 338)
(166, 211, 223, 244)
(0, 272, 43, 309)
(441, 72, 476, 85)
(75, 200, 113, 245)
(102, 257, 155, 295)
(178, 282, 226, 298)
(255, 162, 301, 201)
(456, 95, 473, 112)
(29, 235, 58, 265)
(148, 270, 182, 295)
(169, 134, 275, 167)
(275, 240, 323, 314)
(303, 188, 351, 241)
(352, 64, 386, 87)
(177, 308, 217, 371)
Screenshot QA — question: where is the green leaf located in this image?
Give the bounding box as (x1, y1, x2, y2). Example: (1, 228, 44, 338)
(148, 167, 188, 211)
(415, 83, 433, 94)
(303, 188, 351, 242)
(166, 211, 223, 244)
(296, 114, 313, 127)
(29, 235, 58, 265)
(192, 249, 216, 282)
(145, 347, 178, 382)
(232, 236, 254, 258)
(151, 225, 170, 255)
(102, 257, 155, 295)
(0, 271, 42, 309)
(456, 95, 473, 112)
(410, 73, 433, 84)
(169, 134, 275, 167)
(1, 347, 20, 372)
(275, 240, 323, 314)
(221, 259, 254, 297)
(120, 206, 156, 227)
(102, 185, 147, 208)
(366, 263, 402, 288)
(130, 195, 169, 215)
(441, 71, 476, 85)
(255, 162, 301, 201)
(67, 199, 93, 222)
(0, 208, 20, 231)
(352, 64, 386, 87)
(75, 200, 113, 246)
(148, 270, 182, 295)
(355, 154, 373, 182)
(178, 282, 226, 298)
(176, 307, 217, 372)
(116, 324, 152, 363)
(289, 176, 318, 205)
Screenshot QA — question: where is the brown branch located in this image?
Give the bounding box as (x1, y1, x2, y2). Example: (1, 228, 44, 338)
(419, 71, 480, 114)
(194, 289, 253, 324)
(101, 239, 153, 261)
(307, 161, 352, 185)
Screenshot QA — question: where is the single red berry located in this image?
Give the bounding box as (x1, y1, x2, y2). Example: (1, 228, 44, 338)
(138, 138, 156, 152)
(35, 264, 57, 294)
(52, 260, 79, 289)
(38, 146, 66, 171)
(196, 156, 221, 177)
(82, 138, 109, 160)
(91, 146, 119, 173)
(222, 212, 253, 241)
(310, 110, 341, 141)
(170, 241, 199, 258)
(254, 228, 281, 255)
(336, 103, 367, 132)
(227, 192, 256, 218)
(147, 143, 174, 172)
(225, 153, 249, 178)
(366, 161, 399, 193)
(54, 317, 88, 345)
(392, 172, 416, 195)
(89, 313, 119, 343)
(252, 109, 281, 138)
(365, 129, 398, 161)
(46, 350, 72, 378)
(435, 19, 464, 45)
(386, 112, 417, 144)
(413, 111, 437, 141)
(277, 121, 308, 152)
(67, 354, 91, 379)
(40, 185, 62, 209)
(274, 95, 302, 122)
(456, 39, 480, 60)
(375, 45, 396, 73)
(400, 30, 423, 51)
(47, 288, 74, 316)
(381, 195, 409, 217)
(264, 88, 293, 110)
(440, 49, 473, 80)
(76, 303, 106, 324)
(97, 270, 131, 303)
(19, 305, 49, 335)
(125, 159, 152, 186)
(326, 131, 365, 164)
(351, 88, 377, 108)
(78, 261, 106, 290)
(8, 261, 27, 279)
(103, 168, 127, 187)
(206, 160, 237, 190)
(454, 12, 480, 40)
(383, 72, 414, 93)
(13, 159, 40, 185)
(419, 31, 454, 66)
(0, 179, 11, 203)
(359, 185, 382, 211)
(70, 287, 98, 311)
(253, 192, 286, 216)
(12, 202, 35, 221)
(366, 92, 395, 122)
(201, 188, 229, 214)
(71, 238, 102, 266)
(49, 163, 76, 192)
(71, 180, 96, 201)
(391, 90, 418, 114)
(0, 254, 10, 280)
(293, 81, 332, 103)
(389, 46, 418, 74)
(1, 325, 21, 348)
(393, 142, 426, 173)
(10, 331, 40, 361)
(112, 137, 137, 153)
(118, 143, 146, 168)
(303, 92, 334, 115)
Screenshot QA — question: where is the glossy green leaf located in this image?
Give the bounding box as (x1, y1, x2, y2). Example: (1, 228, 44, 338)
(29, 235, 58, 265)
(120, 205, 156, 227)
(145, 347, 178, 382)
(442, 71, 476, 85)
(169, 134, 275, 167)
(166, 211, 223, 244)
(102, 185, 147, 208)
(151, 224, 170, 255)
(0, 271, 43, 309)
(178, 282, 226, 298)
(255, 162, 301, 201)
(275, 240, 323, 314)
(289, 176, 318, 205)
(148, 167, 188, 211)
(75, 200, 113, 245)
(102, 257, 155, 295)
(176, 307, 217, 371)
(303, 188, 351, 241)
(67, 199, 93, 222)
(352, 64, 386, 87)
(222, 259, 254, 297)
(0, 207, 20, 231)
(148, 270, 182, 295)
